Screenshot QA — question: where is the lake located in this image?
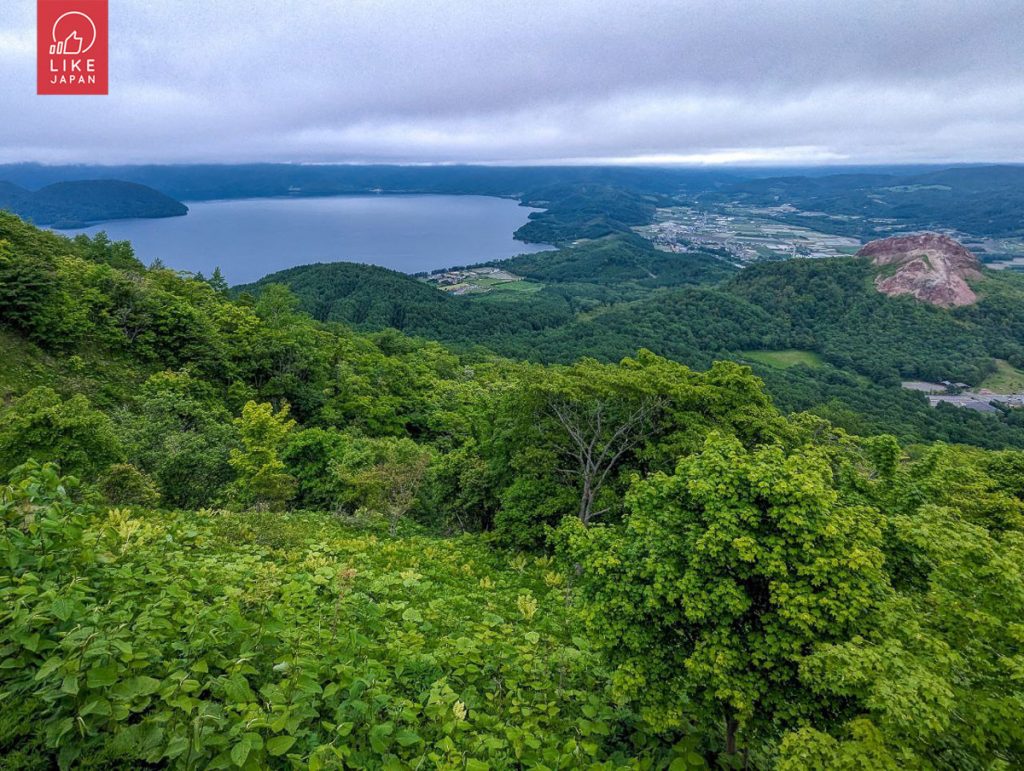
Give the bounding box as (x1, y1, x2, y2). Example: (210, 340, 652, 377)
(61, 195, 553, 284)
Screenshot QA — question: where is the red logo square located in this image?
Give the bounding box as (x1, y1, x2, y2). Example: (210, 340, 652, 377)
(37, 0, 108, 95)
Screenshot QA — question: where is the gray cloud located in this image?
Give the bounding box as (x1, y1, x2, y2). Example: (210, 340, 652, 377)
(2, 0, 1023, 164)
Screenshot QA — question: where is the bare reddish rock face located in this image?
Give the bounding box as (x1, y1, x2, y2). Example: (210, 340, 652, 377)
(857, 233, 982, 307)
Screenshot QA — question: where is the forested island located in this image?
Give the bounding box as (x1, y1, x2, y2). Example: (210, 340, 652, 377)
(3, 163, 1024, 770)
(0, 180, 188, 229)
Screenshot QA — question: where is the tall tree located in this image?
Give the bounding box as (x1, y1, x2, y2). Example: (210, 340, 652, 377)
(556, 432, 889, 760)
(0, 238, 56, 338)
(207, 266, 229, 295)
(226, 401, 297, 511)
(548, 394, 658, 524)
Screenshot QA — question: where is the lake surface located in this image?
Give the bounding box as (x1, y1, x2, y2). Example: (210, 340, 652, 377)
(61, 195, 553, 284)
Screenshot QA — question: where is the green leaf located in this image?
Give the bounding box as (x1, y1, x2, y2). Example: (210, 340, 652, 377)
(207, 750, 233, 769)
(230, 740, 250, 767)
(242, 732, 263, 751)
(79, 698, 112, 717)
(369, 721, 394, 753)
(266, 735, 296, 756)
(115, 675, 162, 700)
(164, 735, 190, 759)
(35, 656, 63, 681)
(402, 608, 423, 623)
(87, 662, 119, 688)
(133, 675, 162, 696)
(395, 728, 421, 747)
(51, 598, 74, 621)
(224, 673, 253, 703)
(57, 742, 81, 771)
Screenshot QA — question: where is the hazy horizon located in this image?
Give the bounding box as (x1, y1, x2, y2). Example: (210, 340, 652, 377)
(3, 1, 1023, 167)
(2, 161, 1021, 173)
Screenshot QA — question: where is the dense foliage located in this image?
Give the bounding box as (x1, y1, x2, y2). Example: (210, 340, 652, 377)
(557, 434, 1024, 768)
(485, 234, 735, 287)
(235, 261, 577, 343)
(2, 461, 689, 769)
(725, 258, 1024, 385)
(2, 208, 1024, 768)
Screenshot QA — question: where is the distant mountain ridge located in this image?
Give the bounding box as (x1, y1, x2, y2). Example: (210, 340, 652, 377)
(0, 179, 188, 228)
(701, 165, 1024, 238)
(2, 162, 1023, 239)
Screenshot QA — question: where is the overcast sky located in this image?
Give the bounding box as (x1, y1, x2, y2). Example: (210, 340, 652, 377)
(2, 0, 1023, 165)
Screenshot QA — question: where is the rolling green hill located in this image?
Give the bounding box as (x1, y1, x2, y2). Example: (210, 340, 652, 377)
(486, 233, 736, 286)
(234, 261, 577, 342)
(237, 232, 736, 345)
(248, 225, 1024, 449)
(0, 179, 187, 228)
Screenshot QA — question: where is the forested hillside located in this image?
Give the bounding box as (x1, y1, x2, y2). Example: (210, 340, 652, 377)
(251, 225, 1024, 449)
(0, 180, 187, 228)
(2, 210, 1024, 768)
(235, 261, 578, 343)
(483, 233, 736, 286)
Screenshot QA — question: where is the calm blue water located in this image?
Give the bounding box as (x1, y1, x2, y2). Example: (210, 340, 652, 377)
(61, 195, 553, 284)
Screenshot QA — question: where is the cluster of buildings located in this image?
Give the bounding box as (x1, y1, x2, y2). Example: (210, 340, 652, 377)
(903, 381, 1024, 413)
(421, 267, 522, 295)
(634, 206, 861, 264)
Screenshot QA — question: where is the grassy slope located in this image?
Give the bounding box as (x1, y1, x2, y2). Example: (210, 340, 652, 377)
(740, 350, 824, 369)
(981, 359, 1024, 391)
